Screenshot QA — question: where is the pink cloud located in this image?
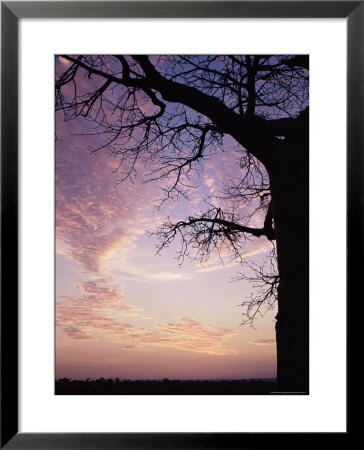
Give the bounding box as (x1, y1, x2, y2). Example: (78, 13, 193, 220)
(249, 339, 276, 346)
(56, 127, 160, 274)
(57, 280, 237, 355)
(55, 59, 272, 365)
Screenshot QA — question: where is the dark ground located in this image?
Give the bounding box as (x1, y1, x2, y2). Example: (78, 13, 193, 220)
(55, 378, 278, 395)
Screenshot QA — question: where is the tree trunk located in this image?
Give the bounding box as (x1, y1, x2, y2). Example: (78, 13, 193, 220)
(268, 136, 309, 393)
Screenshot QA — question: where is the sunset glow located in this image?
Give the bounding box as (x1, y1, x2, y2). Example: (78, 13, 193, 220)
(55, 56, 278, 381)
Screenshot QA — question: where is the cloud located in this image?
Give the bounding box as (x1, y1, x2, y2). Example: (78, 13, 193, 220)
(204, 175, 217, 196)
(56, 298, 137, 342)
(61, 326, 97, 341)
(196, 257, 237, 274)
(111, 263, 194, 284)
(244, 237, 272, 258)
(55, 105, 169, 274)
(56, 118, 236, 357)
(55, 80, 261, 361)
(56, 142, 153, 273)
(194, 237, 271, 274)
(146, 317, 238, 355)
(58, 277, 138, 312)
(57, 285, 237, 356)
(249, 339, 276, 346)
(56, 277, 141, 341)
(58, 56, 72, 67)
(57, 272, 237, 356)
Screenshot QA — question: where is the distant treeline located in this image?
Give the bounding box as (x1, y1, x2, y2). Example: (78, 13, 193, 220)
(55, 378, 277, 395)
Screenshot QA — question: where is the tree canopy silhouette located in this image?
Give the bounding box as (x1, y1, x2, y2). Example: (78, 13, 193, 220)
(56, 55, 309, 392)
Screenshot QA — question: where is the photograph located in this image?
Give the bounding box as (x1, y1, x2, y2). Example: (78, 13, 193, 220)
(1, 0, 354, 446)
(55, 54, 309, 396)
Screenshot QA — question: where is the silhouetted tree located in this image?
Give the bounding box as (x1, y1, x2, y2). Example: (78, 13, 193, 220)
(56, 55, 309, 392)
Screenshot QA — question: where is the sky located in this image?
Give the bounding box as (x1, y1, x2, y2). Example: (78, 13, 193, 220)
(55, 56, 278, 380)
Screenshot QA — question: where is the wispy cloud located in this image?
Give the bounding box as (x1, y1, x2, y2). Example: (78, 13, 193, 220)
(196, 259, 238, 274)
(56, 142, 156, 273)
(55, 92, 269, 367)
(204, 175, 217, 196)
(195, 237, 271, 273)
(249, 339, 276, 346)
(57, 291, 237, 356)
(56, 277, 140, 340)
(57, 272, 237, 355)
(58, 56, 72, 67)
(146, 317, 238, 355)
(109, 259, 194, 284)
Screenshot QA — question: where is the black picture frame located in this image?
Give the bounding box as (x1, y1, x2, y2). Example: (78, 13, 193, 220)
(1, 1, 356, 448)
